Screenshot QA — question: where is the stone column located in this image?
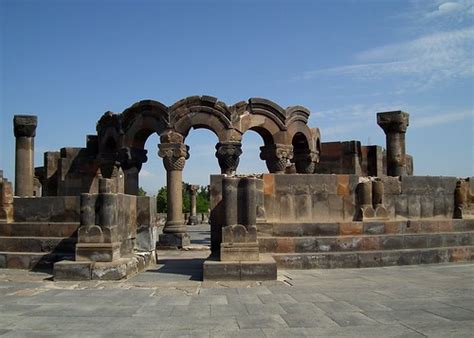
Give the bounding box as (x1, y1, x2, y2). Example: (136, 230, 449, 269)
(118, 147, 148, 195)
(377, 111, 409, 176)
(13, 115, 38, 197)
(158, 142, 190, 248)
(259, 144, 293, 174)
(292, 149, 318, 174)
(355, 180, 375, 221)
(188, 185, 199, 225)
(215, 141, 242, 175)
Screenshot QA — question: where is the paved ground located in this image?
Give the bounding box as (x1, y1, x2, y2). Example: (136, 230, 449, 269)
(0, 225, 473, 337)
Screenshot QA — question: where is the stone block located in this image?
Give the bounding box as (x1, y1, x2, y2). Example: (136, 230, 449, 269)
(360, 237, 380, 250)
(14, 196, 80, 222)
(312, 193, 330, 221)
(274, 174, 337, 194)
(427, 234, 443, 247)
(449, 247, 471, 262)
(276, 238, 295, 253)
(404, 235, 427, 249)
(273, 254, 304, 269)
(433, 195, 447, 217)
(157, 233, 190, 249)
(294, 238, 317, 253)
(420, 250, 441, 264)
(335, 237, 362, 251)
(384, 221, 404, 234)
(394, 195, 408, 218)
(53, 260, 93, 281)
(294, 194, 312, 221)
(339, 222, 363, 236)
(407, 195, 421, 219)
(220, 243, 259, 261)
(279, 194, 294, 221)
(92, 258, 138, 280)
(75, 242, 121, 262)
(0, 253, 6, 268)
(358, 252, 383, 268)
(303, 254, 330, 268)
(420, 196, 434, 218)
(381, 176, 401, 195)
(135, 224, 158, 252)
(380, 236, 403, 250)
(363, 222, 384, 235)
(328, 195, 344, 220)
(380, 251, 400, 266)
(401, 176, 458, 195)
(240, 255, 277, 281)
(328, 253, 358, 268)
(398, 251, 421, 265)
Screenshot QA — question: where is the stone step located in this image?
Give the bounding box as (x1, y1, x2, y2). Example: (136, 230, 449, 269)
(0, 251, 75, 269)
(258, 219, 474, 237)
(259, 231, 473, 253)
(0, 236, 77, 253)
(0, 222, 80, 237)
(272, 246, 474, 269)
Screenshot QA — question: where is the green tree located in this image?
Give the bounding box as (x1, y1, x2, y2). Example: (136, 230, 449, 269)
(156, 186, 167, 213)
(155, 183, 210, 213)
(138, 187, 147, 196)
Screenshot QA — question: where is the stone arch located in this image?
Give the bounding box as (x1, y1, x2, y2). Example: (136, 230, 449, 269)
(234, 98, 289, 145)
(169, 96, 234, 142)
(121, 100, 170, 149)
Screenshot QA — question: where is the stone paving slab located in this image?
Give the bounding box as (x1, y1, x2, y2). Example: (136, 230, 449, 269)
(0, 262, 473, 336)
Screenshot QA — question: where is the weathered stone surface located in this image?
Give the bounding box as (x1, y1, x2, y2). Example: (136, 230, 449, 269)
(53, 260, 92, 281)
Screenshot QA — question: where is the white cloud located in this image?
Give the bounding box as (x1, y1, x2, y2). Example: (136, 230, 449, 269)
(139, 169, 155, 178)
(411, 109, 473, 128)
(426, 2, 465, 18)
(299, 27, 474, 91)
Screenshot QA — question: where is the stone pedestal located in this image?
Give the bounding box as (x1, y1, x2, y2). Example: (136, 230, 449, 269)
(260, 144, 293, 174)
(13, 115, 37, 197)
(220, 177, 259, 262)
(158, 140, 190, 248)
(377, 111, 409, 177)
(355, 181, 375, 221)
(215, 142, 242, 175)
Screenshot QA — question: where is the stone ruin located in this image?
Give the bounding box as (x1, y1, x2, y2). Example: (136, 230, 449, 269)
(0, 96, 472, 281)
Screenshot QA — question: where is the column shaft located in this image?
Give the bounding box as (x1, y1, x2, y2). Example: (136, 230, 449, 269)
(15, 136, 34, 196)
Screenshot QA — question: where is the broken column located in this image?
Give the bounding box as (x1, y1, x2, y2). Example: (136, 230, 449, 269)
(259, 144, 293, 174)
(187, 185, 199, 225)
(355, 180, 375, 221)
(119, 147, 148, 195)
(0, 172, 14, 223)
(158, 133, 190, 248)
(220, 177, 259, 261)
(13, 115, 38, 197)
(377, 111, 410, 176)
(215, 141, 242, 175)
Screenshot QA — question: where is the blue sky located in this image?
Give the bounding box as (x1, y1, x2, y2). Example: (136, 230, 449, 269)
(1, 0, 473, 194)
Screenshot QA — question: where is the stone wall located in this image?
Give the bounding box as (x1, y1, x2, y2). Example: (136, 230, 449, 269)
(13, 196, 80, 222)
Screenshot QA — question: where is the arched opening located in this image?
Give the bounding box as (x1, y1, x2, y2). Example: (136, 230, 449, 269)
(238, 129, 269, 174)
(137, 132, 164, 196)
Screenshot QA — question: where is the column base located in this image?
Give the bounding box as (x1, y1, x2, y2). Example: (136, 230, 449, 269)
(157, 233, 191, 249)
(187, 215, 200, 225)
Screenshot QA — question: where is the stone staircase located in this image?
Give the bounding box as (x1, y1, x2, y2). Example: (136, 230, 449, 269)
(258, 219, 474, 269)
(0, 221, 79, 269)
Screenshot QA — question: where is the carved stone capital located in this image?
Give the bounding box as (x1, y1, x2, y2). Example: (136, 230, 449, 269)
(158, 143, 189, 171)
(260, 144, 293, 173)
(292, 149, 319, 174)
(13, 115, 38, 138)
(189, 184, 199, 194)
(215, 142, 242, 175)
(118, 147, 148, 171)
(377, 111, 409, 134)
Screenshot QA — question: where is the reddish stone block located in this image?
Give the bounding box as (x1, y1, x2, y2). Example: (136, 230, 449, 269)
(276, 238, 295, 253)
(438, 221, 453, 233)
(337, 175, 350, 196)
(263, 174, 275, 196)
(339, 222, 363, 236)
(360, 237, 380, 250)
(384, 221, 403, 234)
(450, 247, 471, 262)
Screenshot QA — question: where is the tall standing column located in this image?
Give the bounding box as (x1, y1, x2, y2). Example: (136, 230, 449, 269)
(158, 142, 190, 248)
(13, 115, 38, 197)
(188, 185, 199, 225)
(377, 111, 410, 177)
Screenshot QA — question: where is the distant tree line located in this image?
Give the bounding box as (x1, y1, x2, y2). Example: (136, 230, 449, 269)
(139, 183, 210, 213)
